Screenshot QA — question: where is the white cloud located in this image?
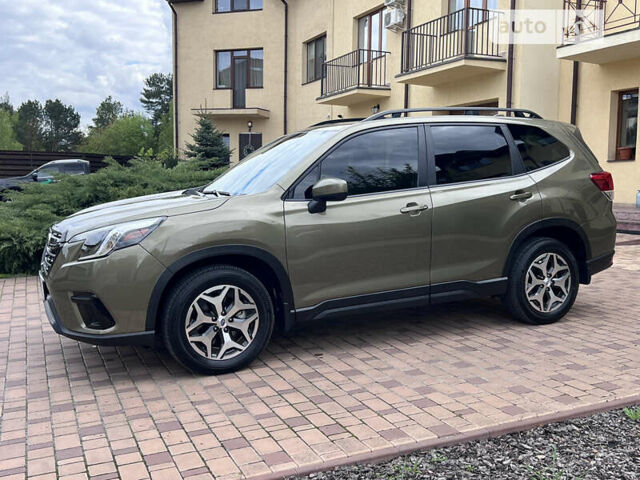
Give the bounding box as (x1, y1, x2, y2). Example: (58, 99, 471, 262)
(0, 0, 172, 128)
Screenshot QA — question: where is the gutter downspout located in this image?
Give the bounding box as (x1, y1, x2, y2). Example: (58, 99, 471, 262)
(570, 61, 580, 125)
(169, 2, 179, 153)
(281, 0, 288, 135)
(506, 0, 516, 111)
(403, 0, 412, 110)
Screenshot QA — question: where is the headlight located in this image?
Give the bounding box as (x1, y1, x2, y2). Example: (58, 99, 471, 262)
(69, 217, 165, 261)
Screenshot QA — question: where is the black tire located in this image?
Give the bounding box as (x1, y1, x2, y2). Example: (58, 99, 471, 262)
(161, 265, 274, 375)
(503, 237, 579, 325)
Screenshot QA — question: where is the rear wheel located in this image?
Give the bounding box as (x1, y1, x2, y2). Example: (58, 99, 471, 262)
(504, 237, 579, 325)
(161, 265, 274, 374)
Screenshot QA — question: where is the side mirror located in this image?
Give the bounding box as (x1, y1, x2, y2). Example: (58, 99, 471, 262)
(308, 178, 348, 214)
(31, 172, 38, 181)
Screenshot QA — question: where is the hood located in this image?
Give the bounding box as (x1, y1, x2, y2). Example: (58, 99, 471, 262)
(54, 190, 229, 240)
(0, 175, 32, 189)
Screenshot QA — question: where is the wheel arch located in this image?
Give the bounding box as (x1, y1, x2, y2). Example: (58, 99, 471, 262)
(504, 218, 592, 284)
(147, 245, 295, 333)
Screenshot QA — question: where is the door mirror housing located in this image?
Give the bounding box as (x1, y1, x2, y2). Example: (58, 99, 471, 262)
(31, 172, 38, 181)
(308, 178, 348, 214)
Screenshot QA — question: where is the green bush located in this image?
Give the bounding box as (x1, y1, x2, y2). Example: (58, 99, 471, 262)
(0, 158, 226, 274)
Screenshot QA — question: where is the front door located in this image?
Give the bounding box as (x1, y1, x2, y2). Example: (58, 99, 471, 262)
(427, 123, 542, 288)
(239, 133, 262, 160)
(284, 126, 431, 310)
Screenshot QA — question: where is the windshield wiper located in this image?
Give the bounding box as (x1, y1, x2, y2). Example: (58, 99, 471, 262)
(201, 189, 231, 197)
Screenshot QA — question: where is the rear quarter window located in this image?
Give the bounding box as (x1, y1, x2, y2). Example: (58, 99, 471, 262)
(508, 124, 571, 172)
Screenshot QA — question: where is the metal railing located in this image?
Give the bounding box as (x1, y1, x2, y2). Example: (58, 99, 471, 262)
(320, 49, 390, 98)
(562, 0, 640, 43)
(401, 7, 504, 74)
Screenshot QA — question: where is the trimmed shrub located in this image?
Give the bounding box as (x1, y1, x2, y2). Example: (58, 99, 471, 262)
(0, 158, 226, 274)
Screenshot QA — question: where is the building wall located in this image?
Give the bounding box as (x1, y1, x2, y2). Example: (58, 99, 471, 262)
(172, 0, 639, 204)
(558, 58, 640, 204)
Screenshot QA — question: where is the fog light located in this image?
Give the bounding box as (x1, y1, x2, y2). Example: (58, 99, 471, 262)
(71, 293, 116, 330)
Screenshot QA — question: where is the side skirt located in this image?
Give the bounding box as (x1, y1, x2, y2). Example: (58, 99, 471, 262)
(293, 278, 508, 324)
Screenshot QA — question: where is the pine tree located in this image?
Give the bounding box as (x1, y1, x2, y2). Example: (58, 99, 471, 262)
(184, 117, 231, 168)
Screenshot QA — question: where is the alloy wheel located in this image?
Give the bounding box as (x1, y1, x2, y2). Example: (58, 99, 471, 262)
(184, 285, 259, 360)
(525, 252, 572, 313)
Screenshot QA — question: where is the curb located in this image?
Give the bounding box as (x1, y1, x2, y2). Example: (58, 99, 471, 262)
(251, 393, 640, 480)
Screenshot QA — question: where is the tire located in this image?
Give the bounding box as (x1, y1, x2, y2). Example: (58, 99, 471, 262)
(161, 265, 274, 375)
(503, 237, 579, 325)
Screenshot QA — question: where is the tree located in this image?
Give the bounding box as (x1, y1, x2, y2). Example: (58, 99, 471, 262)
(0, 93, 13, 114)
(0, 110, 22, 150)
(81, 114, 155, 156)
(15, 100, 44, 151)
(41, 99, 84, 151)
(156, 101, 174, 153)
(91, 96, 124, 132)
(184, 117, 230, 168)
(140, 73, 173, 130)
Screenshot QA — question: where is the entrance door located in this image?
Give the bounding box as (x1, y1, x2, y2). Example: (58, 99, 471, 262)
(233, 56, 248, 109)
(239, 133, 262, 160)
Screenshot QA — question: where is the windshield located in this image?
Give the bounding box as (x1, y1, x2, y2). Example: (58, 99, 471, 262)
(203, 127, 341, 196)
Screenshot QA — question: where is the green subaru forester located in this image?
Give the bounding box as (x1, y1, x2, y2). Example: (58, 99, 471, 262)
(41, 108, 616, 374)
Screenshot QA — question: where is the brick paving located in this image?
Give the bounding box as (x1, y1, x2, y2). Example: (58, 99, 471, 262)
(1, 234, 639, 480)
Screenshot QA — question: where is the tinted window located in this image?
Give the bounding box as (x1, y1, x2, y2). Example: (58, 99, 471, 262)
(64, 163, 86, 175)
(509, 124, 570, 171)
(319, 127, 419, 196)
(37, 165, 61, 177)
(292, 165, 320, 199)
(432, 125, 511, 185)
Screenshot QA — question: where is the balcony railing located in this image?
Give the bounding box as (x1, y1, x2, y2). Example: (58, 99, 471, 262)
(562, 0, 640, 43)
(320, 49, 390, 98)
(401, 7, 503, 74)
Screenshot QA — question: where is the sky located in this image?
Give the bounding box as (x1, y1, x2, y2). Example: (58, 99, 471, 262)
(0, 0, 172, 129)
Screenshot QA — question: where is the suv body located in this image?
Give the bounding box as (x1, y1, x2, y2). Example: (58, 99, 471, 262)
(41, 111, 616, 374)
(0, 159, 90, 192)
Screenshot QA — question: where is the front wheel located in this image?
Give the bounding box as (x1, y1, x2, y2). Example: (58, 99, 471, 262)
(503, 237, 579, 325)
(161, 265, 274, 375)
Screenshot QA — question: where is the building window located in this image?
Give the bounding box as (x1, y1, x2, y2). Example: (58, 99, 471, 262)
(616, 90, 638, 161)
(216, 49, 263, 89)
(358, 9, 387, 54)
(449, 0, 498, 12)
(305, 36, 326, 83)
(216, 0, 262, 13)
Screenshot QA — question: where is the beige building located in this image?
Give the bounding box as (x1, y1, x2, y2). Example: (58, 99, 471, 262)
(168, 0, 639, 204)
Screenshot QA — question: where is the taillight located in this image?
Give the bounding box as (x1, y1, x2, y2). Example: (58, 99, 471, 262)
(590, 172, 614, 200)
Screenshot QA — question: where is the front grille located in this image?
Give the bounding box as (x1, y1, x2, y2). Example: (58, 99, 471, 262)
(41, 229, 63, 277)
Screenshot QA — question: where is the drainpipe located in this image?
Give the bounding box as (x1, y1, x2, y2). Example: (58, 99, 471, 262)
(281, 0, 289, 135)
(169, 2, 179, 152)
(570, 61, 580, 125)
(403, 0, 413, 110)
(506, 0, 516, 111)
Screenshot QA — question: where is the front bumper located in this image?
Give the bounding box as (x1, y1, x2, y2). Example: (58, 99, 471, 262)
(44, 293, 155, 346)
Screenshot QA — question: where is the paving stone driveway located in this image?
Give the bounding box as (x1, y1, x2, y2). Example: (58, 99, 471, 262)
(1, 234, 639, 480)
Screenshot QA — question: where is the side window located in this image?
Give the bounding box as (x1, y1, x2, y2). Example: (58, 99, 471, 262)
(292, 165, 320, 200)
(64, 163, 85, 175)
(508, 124, 571, 171)
(320, 127, 419, 196)
(432, 125, 511, 185)
(37, 165, 61, 177)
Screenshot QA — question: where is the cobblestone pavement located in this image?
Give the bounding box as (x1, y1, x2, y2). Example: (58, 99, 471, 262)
(0, 234, 638, 480)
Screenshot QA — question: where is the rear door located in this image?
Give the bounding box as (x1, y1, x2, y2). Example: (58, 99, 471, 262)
(427, 123, 542, 291)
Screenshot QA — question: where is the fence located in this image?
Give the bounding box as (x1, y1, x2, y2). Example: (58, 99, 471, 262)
(0, 151, 131, 178)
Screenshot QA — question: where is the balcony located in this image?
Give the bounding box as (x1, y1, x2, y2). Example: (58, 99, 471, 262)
(193, 89, 270, 120)
(317, 49, 391, 106)
(558, 0, 640, 64)
(397, 8, 506, 87)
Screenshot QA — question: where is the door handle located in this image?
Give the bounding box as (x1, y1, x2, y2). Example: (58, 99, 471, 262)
(400, 203, 429, 215)
(510, 191, 533, 201)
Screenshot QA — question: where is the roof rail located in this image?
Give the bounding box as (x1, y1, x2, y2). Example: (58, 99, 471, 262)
(310, 118, 365, 128)
(364, 107, 543, 121)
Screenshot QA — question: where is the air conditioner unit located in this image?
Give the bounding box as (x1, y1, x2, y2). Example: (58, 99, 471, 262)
(384, 0, 405, 7)
(384, 7, 405, 32)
